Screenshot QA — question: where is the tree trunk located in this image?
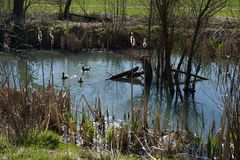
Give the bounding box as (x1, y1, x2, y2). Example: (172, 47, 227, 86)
(143, 57, 152, 86)
(143, 55, 152, 129)
(184, 18, 201, 96)
(155, 0, 175, 97)
(64, 0, 72, 20)
(12, 0, 24, 23)
(147, 0, 153, 44)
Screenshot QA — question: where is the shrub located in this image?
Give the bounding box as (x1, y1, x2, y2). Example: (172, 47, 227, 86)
(0, 140, 6, 154)
(18, 131, 60, 150)
(37, 131, 60, 149)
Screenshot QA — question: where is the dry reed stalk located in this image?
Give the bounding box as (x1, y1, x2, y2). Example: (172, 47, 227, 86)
(153, 112, 161, 145)
(0, 83, 75, 142)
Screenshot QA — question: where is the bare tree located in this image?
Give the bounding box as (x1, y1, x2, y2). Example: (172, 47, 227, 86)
(64, 0, 72, 20)
(12, 0, 42, 23)
(76, 0, 89, 15)
(184, 0, 228, 94)
(97, 0, 110, 18)
(154, 0, 180, 95)
(24, 0, 41, 15)
(47, 0, 67, 18)
(12, 0, 25, 23)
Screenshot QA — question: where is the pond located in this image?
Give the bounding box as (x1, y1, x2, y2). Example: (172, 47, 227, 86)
(0, 50, 238, 137)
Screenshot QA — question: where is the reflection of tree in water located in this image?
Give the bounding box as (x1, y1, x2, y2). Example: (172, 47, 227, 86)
(0, 56, 16, 87)
(138, 51, 207, 134)
(17, 59, 38, 89)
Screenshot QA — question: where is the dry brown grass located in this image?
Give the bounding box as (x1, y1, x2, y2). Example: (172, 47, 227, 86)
(0, 84, 75, 142)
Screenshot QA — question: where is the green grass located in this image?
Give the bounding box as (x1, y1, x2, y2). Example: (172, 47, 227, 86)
(2, 0, 240, 17)
(28, 0, 147, 16)
(0, 143, 143, 160)
(0, 133, 174, 160)
(0, 143, 80, 160)
(0, 131, 142, 160)
(26, 0, 239, 17)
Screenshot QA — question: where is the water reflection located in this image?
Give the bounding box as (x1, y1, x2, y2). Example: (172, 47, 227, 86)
(0, 50, 239, 136)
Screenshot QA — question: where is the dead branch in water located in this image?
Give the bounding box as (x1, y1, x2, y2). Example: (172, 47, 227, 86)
(171, 69, 209, 80)
(107, 66, 140, 80)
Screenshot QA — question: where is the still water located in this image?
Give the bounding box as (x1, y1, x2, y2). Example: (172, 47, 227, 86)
(1, 50, 238, 137)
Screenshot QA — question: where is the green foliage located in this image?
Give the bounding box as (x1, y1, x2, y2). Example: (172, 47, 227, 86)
(61, 155, 74, 160)
(107, 126, 115, 148)
(88, 122, 95, 142)
(207, 135, 220, 159)
(0, 139, 7, 154)
(207, 136, 212, 158)
(81, 112, 95, 147)
(208, 38, 225, 54)
(194, 135, 202, 145)
(217, 42, 225, 53)
(0, 142, 81, 160)
(37, 131, 60, 149)
(17, 131, 60, 150)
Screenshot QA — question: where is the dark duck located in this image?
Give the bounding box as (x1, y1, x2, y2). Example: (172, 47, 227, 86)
(62, 72, 69, 79)
(82, 66, 91, 72)
(78, 77, 84, 83)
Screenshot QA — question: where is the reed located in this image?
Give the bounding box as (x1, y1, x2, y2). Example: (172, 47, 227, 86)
(0, 84, 75, 143)
(74, 95, 197, 159)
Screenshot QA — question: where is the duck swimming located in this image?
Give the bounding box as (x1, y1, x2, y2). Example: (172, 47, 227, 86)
(62, 72, 69, 79)
(78, 77, 84, 83)
(82, 66, 91, 72)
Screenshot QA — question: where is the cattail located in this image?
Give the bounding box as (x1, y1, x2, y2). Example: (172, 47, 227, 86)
(3, 42, 9, 52)
(49, 27, 54, 47)
(130, 32, 136, 48)
(143, 38, 147, 48)
(37, 28, 43, 44)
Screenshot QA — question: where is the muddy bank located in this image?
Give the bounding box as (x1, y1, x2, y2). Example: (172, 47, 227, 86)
(0, 23, 153, 53)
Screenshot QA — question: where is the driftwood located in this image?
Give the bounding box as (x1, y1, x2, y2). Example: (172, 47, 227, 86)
(172, 69, 209, 80)
(108, 66, 139, 80)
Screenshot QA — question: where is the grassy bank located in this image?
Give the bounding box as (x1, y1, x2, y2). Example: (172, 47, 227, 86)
(0, 132, 140, 160)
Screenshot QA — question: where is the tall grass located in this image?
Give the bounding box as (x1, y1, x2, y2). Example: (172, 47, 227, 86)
(0, 84, 76, 142)
(202, 62, 240, 159)
(72, 95, 196, 159)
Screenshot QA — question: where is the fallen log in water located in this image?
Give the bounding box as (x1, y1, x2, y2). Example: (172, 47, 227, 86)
(127, 71, 144, 79)
(172, 69, 209, 80)
(107, 66, 139, 80)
